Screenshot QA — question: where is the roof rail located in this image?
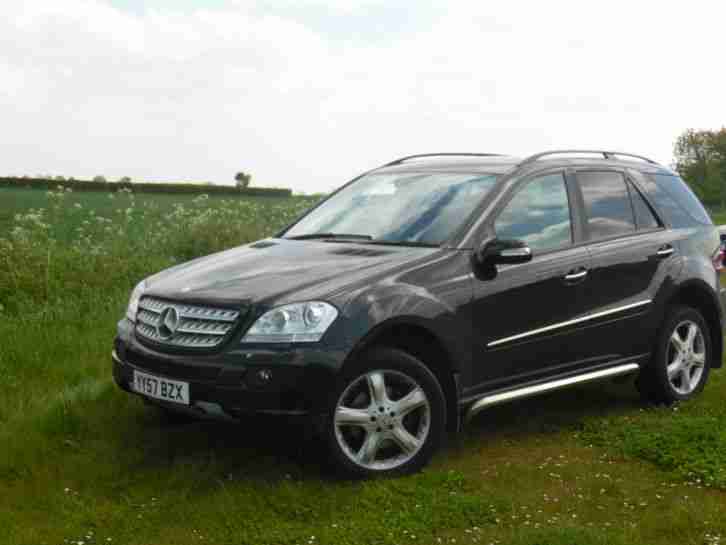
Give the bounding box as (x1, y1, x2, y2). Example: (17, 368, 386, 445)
(519, 150, 658, 166)
(384, 153, 505, 167)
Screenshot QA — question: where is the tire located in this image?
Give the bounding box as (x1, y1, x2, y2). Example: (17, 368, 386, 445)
(637, 305, 712, 404)
(325, 347, 447, 478)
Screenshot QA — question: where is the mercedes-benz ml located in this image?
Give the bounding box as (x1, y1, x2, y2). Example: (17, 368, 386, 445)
(113, 150, 725, 477)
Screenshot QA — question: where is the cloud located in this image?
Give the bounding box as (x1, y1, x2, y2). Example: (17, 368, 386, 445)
(1, 0, 725, 192)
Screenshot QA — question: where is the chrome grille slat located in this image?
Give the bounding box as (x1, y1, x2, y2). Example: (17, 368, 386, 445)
(137, 309, 160, 327)
(176, 323, 228, 336)
(139, 299, 238, 323)
(135, 296, 241, 349)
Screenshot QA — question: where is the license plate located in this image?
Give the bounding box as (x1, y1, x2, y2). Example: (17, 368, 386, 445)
(132, 370, 190, 405)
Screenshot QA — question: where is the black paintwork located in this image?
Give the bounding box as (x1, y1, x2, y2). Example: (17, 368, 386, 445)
(113, 154, 726, 423)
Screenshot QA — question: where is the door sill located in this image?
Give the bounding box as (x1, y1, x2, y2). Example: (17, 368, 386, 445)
(464, 363, 640, 423)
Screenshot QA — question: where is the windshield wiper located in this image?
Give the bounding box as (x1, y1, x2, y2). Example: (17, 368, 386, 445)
(287, 233, 437, 247)
(366, 240, 439, 248)
(287, 233, 374, 241)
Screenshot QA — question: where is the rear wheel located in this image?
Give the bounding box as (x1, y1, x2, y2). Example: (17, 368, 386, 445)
(325, 347, 446, 478)
(638, 305, 711, 404)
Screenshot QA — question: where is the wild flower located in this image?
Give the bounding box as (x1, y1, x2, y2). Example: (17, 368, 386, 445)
(0, 190, 320, 315)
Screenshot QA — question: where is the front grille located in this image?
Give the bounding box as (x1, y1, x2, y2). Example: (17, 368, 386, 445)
(135, 296, 242, 349)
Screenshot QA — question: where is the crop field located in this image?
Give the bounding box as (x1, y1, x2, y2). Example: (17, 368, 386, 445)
(2, 186, 726, 545)
(0, 186, 301, 243)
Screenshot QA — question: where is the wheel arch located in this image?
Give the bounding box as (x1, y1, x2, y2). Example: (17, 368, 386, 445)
(666, 280, 723, 368)
(344, 318, 461, 433)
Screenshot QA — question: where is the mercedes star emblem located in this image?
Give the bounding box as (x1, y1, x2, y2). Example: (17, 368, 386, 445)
(157, 306, 180, 340)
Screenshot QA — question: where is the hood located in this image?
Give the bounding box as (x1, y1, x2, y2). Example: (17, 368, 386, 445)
(145, 238, 439, 307)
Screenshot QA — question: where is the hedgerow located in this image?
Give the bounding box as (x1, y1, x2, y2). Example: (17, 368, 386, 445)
(0, 177, 292, 198)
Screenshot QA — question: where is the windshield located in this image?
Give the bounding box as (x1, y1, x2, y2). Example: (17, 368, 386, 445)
(284, 172, 499, 245)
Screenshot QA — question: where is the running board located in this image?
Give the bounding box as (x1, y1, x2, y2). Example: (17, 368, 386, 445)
(464, 363, 640, 423)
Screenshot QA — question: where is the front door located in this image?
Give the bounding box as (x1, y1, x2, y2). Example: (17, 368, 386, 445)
(468, 170, 596, 394)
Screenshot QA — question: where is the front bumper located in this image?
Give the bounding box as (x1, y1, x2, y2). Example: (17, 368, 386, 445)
(112, 320, 342, 420)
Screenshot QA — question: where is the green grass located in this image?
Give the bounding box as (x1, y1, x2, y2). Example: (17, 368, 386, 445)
(3, 188, 726, 544)
(5, 323, 726, 545)
(710, 210, 726, 225)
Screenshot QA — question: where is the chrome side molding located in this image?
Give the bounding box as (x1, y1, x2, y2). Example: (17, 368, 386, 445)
(465, 363, 640, 423)
(487, 300, 652, 348)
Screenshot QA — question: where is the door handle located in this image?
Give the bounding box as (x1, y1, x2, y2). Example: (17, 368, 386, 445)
(655, 245, 674, 258)
(564, 269, 588, 282)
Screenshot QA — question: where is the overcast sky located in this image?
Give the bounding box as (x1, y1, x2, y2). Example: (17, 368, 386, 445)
(2, 1, 725, 193)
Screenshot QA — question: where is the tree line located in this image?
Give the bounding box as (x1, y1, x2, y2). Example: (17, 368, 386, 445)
(674, 128, 726, 209)
(26, 172, 253, 188)
(0, 169, 291, 198)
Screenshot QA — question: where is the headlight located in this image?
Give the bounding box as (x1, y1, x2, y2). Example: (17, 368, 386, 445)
(241, 302, 338, 343)
(126, 280, 147, 322)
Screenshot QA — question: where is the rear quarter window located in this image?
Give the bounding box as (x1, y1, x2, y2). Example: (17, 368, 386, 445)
(642, 173, 713, 228)
(628, 181, 660, 230)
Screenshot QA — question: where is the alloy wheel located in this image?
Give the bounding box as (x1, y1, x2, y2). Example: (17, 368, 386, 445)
(333, 370, 431, 471)
(667, 320, 706, 395)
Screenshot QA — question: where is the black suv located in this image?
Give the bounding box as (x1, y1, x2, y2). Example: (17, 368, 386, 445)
(113, 150, 725, 477)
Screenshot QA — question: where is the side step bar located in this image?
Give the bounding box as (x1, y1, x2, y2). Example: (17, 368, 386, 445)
(465, 363, 640, 423)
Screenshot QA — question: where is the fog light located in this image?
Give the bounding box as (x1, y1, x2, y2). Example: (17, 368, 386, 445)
(246, 367, 275, 389)
(256, 369, 273, 383)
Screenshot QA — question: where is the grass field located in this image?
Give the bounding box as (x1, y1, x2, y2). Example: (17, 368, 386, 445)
(2, 187, 726, 545)
(0, 186, 302, 243)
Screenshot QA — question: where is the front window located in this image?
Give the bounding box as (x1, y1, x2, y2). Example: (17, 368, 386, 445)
(495, 173, 572, 252)
(284, 172, 499, 245)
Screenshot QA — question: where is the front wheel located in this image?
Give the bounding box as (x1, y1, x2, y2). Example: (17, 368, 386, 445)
(638, 305, 712, 404)
(325, 348, 446, 478)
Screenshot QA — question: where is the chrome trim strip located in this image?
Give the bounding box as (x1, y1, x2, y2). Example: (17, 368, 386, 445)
(175, 326, 228, 336)
(486, 299, 652, 348)
(465, 363, 640, 422)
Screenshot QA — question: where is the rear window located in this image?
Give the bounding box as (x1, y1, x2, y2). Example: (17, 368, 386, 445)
(644, 173, 713, 228)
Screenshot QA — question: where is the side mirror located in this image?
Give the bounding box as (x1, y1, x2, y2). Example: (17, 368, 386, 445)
(476, 238, 533, 266)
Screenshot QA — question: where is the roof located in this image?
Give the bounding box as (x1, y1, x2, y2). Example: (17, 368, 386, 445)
(373, 151, 675, 177)
(379, 156, 521, 175)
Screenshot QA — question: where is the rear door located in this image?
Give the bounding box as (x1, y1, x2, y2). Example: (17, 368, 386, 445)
(573, 168, 678, 362)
